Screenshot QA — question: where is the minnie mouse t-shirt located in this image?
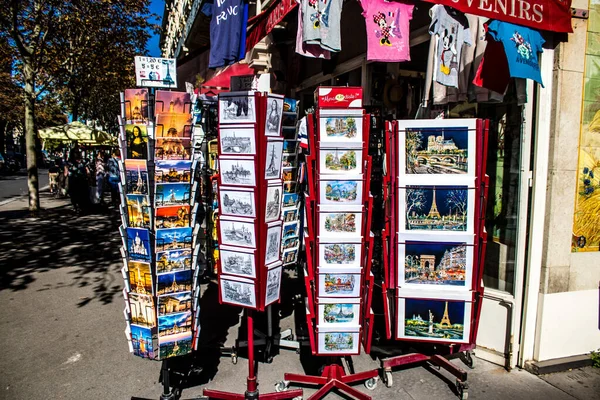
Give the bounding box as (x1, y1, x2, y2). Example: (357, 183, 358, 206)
(361, 0, 413, 62)
(429, 5, 472, 88)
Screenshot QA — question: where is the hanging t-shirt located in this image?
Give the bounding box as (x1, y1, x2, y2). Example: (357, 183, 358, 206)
(360, 0, 413, 62)
(208, 0, 247, 68)
(429, 5, 472, 88)
(302, 0, 343, 52)
(487, 20, 544, 87)
(296, 3, 331, 59)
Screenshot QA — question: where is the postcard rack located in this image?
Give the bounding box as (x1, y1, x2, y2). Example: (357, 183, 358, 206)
(378, 118, 490, 398)
(116, 88, 204, 375)
(202, 91, 302, 400)
(280, 87, 378, 399)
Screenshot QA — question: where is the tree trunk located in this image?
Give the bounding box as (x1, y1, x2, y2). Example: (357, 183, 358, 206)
(23, 61, 39, 213)
(0, 120, 6, 154)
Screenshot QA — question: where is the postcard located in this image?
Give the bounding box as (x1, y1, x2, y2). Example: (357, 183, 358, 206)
(128, 292, 156, 328)
(158, 291, 192, 316)
(156, 113, 192, 138)
(220, 277, 257, 308)
(219, 218, 256, 248)
(158, 310, 192, 338)
(265, 265, 283, 306)
(155, 160, 192, 183)
(282, 154, 297, 168)
(156, 227, 193, 251)
(125, 124, 149, 160)
(265, 140, 284, 180)
(282, 140, 298, 154)
(219, 126, 256, 155)
(282, 168, 298, 183)
(319, 179, 363, 206)
(397, 297, 471, 343)
(283, 208, 298, 223)
(127, 228, 151, 262)
(219, 92, 256, 124)
(282, 247, 298, 265)
(155, 183, 191, 206)
(155, 90, 191, 115)
(398, 119, 477, 183)
(318, 242, 361, 268)
(317, 332, 360, 354)
(126, 195, 151, 228)
(398, 242, 473, 289)
(125, 159, 149, 195)
(220, 188, 256, 218)
(319, 109, 364, 145)
(220, 245, 256, 279)
(265, 224, 282, 265)
(156, 248, 192, 274)
(156, 270, 192, 296)
(265, 185, 282, 222)
(159, 331, 193, 359)
(155, 138, 192, 160)
(319, 212, 363, 238)
(282, 193, 299, 208)
(284, 182, 298, 194)
(319, 149, 362, 175)
(155, 205, 190, 229)
(282, 236, 300, 250)
(318, 272, 361, 297)
(318, 302, 360, 327)
(399, 186, 475, 235)
(130, 324, 155, 359)
(283, 222, 298, 239)
(123, 89, 149, 123)
(128, 261, 153, 295)
(219, 157, 256, 187)
(265, 95, 284, 136)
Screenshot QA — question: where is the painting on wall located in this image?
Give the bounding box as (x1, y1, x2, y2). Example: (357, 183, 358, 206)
(572, 8, 600, 252)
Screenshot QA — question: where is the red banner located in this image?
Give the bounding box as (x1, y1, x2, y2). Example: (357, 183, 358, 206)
(423, 0, 573, 33)
(246, 0, 298, 51)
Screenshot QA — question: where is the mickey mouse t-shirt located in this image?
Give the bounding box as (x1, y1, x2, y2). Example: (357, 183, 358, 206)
(429, 5, 472, 88)
(360, 0, 413, 62)
(487, 20, 544, 87)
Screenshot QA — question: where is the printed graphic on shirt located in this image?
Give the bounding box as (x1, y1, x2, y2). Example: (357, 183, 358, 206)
(309, 0, 331, 29)
(439, 25, 458, 76)
(511, 31, 537, 70)
(373, 11, 401, 47)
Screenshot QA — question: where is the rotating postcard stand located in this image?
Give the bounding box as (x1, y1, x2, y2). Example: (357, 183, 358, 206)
(279, 88, 379, 399)
(118, 88, 204, 400)
(203, 92, 302, 400)
(378, 119, 490, 398)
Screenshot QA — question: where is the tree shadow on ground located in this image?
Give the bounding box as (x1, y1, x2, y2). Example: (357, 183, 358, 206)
(0, 192, 122, 306)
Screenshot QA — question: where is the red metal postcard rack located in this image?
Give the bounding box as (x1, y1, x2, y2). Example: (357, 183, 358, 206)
(203, 92, 302, 400)
(378, 119, 490, 399)
(280, 88, 379, 399)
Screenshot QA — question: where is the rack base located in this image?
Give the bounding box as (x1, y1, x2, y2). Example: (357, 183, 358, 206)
(282, 364, 378, 400)
(381, 353, 469, 399)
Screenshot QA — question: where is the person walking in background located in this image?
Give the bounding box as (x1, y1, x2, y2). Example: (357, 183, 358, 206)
(95, 155, 106, 204)
(107, 150, 120, 205)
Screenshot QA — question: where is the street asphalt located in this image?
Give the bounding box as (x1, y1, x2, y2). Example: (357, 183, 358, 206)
(0, 181, 598, 400)
(0, 169, 49, 202)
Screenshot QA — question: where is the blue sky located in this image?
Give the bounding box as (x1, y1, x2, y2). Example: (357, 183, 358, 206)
(147, 0, 164, 57)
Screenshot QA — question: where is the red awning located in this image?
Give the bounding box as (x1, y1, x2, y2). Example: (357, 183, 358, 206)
(246, 0, 298, 51)
(422, 0, 573, 33)
(200, 63, 255, 94)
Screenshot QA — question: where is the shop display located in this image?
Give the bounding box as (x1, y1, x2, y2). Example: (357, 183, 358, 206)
(118, 88, 203, 360)
(215, 92, 286, 310)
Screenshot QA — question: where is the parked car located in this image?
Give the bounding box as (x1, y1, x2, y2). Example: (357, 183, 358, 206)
(0, 153, 5, 171)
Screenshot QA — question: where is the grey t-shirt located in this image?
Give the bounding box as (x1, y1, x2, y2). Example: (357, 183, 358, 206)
(302, 0, 343, 52)
(429, 5, 472, 88)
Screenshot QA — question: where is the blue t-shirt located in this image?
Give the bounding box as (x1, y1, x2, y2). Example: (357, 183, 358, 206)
(487, 21, 544, 87)
(208, 0, 246, 68)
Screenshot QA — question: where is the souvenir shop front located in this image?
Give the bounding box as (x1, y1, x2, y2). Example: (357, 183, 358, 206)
(218, 0, 583, 370)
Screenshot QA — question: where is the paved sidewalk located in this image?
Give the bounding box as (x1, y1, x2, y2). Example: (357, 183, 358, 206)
(0, 193, 598, 400)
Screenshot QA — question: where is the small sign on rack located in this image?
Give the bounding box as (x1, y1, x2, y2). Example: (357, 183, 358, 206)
(134, 56, 177, 88)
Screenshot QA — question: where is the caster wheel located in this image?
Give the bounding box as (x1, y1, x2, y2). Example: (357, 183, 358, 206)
(384, 371, 393, 388)
(232, 354, 238, 365)
(456, 380, 469, 400)
(465, 352, 475, 369)
(364, 377, 378, 391)
(292, 397, 302, 400)
(266, 355, 274, 364)
(275, 381, 289, 393)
